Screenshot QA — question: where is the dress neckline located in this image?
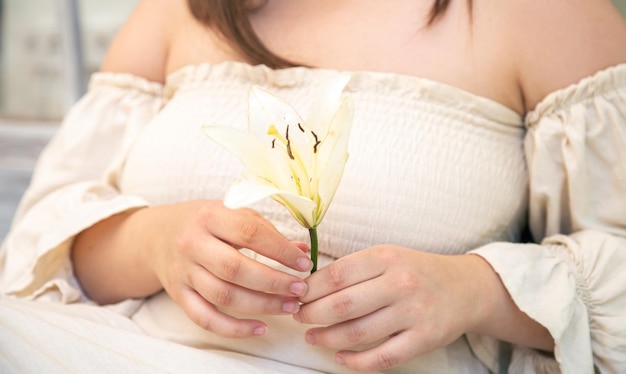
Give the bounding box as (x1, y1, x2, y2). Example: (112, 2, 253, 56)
(162, 60, 626, 128)
(164, 60, 524, 127)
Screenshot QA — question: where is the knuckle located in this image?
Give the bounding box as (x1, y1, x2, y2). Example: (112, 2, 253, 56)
(331, 294, 353, 316)
(268, 276, 283, 294)
(397, 272, 419, 295)
(296, 307, 311, 323)
(225, 325, 247, 338)
(192, 312, 244, 338)
(376, 245, 401, 265)
(261, 297, 280, 314)
(221, 257, 242, 280)
(213, 285, 234, 307)
(375, 350, 400, 371)
(192, 312, 216, 332)
(327, 262, 348, 288)
(346, 323, 367, 343)
(196, 202, 215, 220)
(196, 204, 219, 231)
(273, 244, 289, 262)
(174, 232, 195, 255)
(238, 220, 260, 242)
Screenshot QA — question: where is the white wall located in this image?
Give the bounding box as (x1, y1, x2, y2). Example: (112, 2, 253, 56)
(1, 0, 625, 120)
(0, 0, 138, 119)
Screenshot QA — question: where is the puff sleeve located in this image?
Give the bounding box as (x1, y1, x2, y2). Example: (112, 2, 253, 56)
(0, 73, 164, 303)
(469, 64, 626, 373)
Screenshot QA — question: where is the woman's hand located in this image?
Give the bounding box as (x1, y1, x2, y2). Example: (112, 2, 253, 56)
(291, 246, 497, 371)
(292, 245, 480, 371)
(73, 200, 313, 338)
(294, 245, 553, 371)
(148, 200, 313, 338)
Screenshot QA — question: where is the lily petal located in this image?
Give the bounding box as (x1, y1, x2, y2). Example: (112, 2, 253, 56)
(225, 175, 318, 227)
(248, 86, 305, 141)
(272, 192, 318, 228)
(204, 75, 353, 231)
(315, 96, 354, 222)
(248, 86, 316, 197)
(306, 74, 351, 136)
(223, 175, 281, 208)
(203, 125, 296, 193)
(315, 95, 354, 169)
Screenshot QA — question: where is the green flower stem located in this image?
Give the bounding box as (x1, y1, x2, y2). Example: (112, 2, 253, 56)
(309, 227, 318, 273)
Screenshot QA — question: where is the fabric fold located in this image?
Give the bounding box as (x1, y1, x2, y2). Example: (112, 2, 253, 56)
(470, 63, 626, 373)
(1, 61, 625, 372)
(0, 73, 164, 302)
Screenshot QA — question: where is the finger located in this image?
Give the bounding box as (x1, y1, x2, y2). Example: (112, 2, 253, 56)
(178, 286, 268, 338)
(189, 264, 302, 315)
(335, 331, 418, 372)
(304, 306, 405, 350)
(199, 238, 309, 297)
(295, 277, 390, 325)
(209, 207, 313, 272)
(300, 251, 383, 303)
(292, 241, 310, 253)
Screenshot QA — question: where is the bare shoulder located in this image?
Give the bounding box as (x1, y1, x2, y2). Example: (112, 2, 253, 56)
(501, 0, 626, 111)
(100, 0, 188, 83)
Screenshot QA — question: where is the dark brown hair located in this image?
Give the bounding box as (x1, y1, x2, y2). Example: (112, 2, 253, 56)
(428, 0, 452, 24)
(188, 0, 467, 69)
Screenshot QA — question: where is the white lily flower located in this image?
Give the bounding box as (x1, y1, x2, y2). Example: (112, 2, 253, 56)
(203, 75, 353, 229)
(204, 75, 353, 273)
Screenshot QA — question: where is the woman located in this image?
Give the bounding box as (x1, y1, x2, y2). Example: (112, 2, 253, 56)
(1, 0, 625, 372)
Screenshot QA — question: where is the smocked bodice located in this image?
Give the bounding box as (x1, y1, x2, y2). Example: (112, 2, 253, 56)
(120, 62, 527, 258)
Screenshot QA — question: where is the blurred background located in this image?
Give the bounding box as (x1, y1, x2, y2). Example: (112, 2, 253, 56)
(1, 0, 138, 119)
(0, 0, 137, 240)
(0, 0, 625, 241)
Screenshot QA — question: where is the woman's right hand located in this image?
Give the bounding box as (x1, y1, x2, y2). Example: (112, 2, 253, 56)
(72, 200, 312, 338)
(150, 200, 313, 337)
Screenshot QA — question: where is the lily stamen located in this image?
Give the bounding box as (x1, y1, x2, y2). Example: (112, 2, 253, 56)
(312, 131, 321, 153)
(203, 74, 353, 273)
(285, 125, 295, 160)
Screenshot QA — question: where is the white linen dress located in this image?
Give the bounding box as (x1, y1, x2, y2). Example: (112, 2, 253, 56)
(1, 62, 625, 373)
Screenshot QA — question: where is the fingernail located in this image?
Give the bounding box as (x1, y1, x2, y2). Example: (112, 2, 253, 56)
(305, 332, 316, 345)
(296, 256, 313, 271)
(335, 354, 345, 366)
(253, 326, 267, 335)
(289, 281, 307, 296)
(282, 300, 300, 313)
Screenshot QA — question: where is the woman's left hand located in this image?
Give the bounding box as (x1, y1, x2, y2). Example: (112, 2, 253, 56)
(294, 245, 492, 372)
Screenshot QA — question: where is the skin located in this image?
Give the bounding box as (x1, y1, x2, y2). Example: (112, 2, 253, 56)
(73, 0, 626, 371)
